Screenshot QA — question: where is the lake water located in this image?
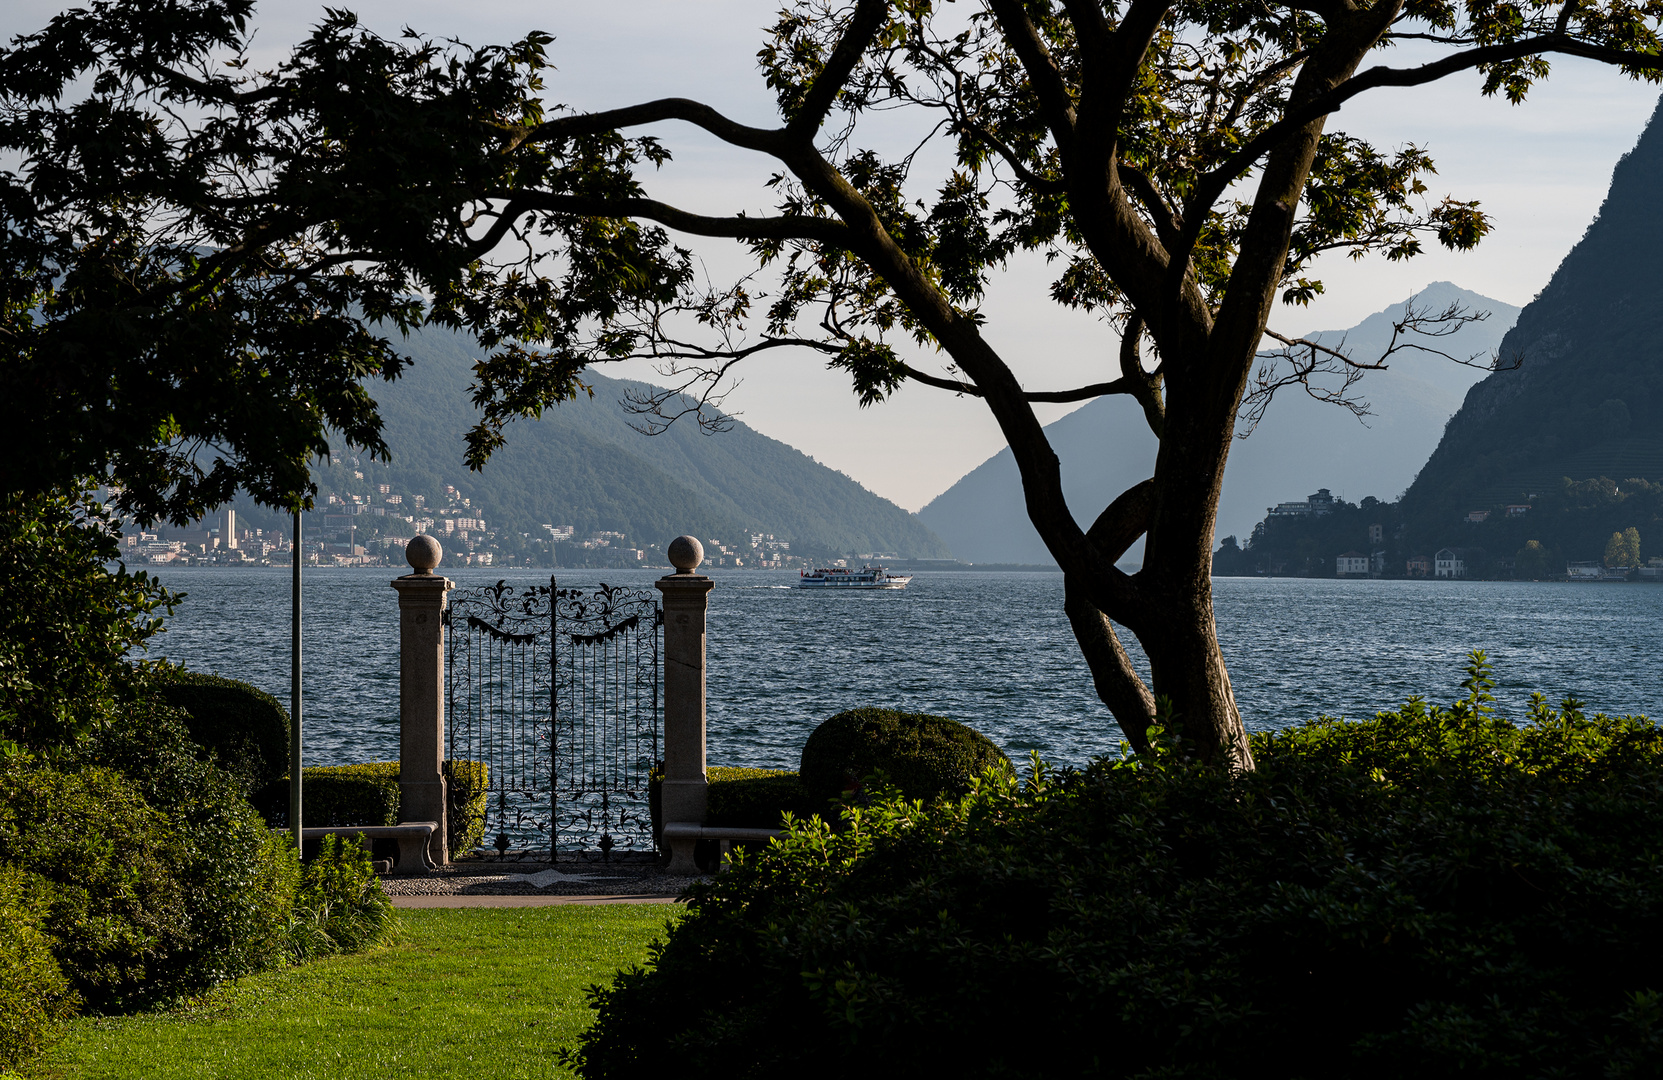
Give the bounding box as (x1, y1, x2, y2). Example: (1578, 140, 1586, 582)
(141, 567, 1663, 770)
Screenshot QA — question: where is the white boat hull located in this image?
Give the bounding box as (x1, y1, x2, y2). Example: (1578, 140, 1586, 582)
(797, 566, 912, 589)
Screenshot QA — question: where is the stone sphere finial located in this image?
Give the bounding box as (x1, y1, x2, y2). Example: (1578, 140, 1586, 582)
(667, 535, 704, 574)
(406, 534, 442, 573)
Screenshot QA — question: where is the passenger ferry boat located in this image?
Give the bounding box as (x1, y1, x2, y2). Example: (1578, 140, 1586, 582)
(797, 565, 913, 589)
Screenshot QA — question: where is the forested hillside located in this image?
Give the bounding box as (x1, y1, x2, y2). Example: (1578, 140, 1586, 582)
(1402, 94, 1663, 530)
(234, 327, 952, 559)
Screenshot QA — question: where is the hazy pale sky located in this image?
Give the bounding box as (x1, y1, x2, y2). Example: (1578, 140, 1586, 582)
(9, 2, 1660, 510)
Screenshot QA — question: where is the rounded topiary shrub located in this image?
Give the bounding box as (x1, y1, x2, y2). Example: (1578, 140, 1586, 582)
(798, 708, 1010, 809)
(155, 671, 290, 789)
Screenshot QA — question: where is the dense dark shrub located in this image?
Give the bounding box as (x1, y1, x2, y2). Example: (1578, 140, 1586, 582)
(75, 703, 295, 1004)
(797, 707, 1010, 809)
(0, 867, 74, 1072)
(566, 656, 1663, 1079)
(155, 671, 290, 788)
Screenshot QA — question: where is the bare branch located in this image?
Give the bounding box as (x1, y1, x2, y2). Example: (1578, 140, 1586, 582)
(1262, 328, 1386, 370)
(1240, 338, 1373, 436)
(493, 191, 851, 245)
(517, 98, 786, 156)
(621, 359, 743, 436)
(1383, 300, 1521, 371)
(1241, 299, 1518, 433)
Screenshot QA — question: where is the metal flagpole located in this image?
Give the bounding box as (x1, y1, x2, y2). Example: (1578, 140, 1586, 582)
(290, 509, 303, 848)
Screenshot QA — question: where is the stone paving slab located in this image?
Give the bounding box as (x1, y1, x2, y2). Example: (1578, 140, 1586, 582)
(391, 893, 679, 908)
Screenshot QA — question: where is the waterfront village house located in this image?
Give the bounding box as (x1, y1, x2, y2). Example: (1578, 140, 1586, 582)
(1641, 558, 1663, 580)
(1336, 551, 1370, 577)
(1406, 554, 1431, 578)
(1435, 548, 1466, 579)
(1465, 509, 1492, 524)
(1567, 561, 1606, 580)
(1506, 504, 1531, 517)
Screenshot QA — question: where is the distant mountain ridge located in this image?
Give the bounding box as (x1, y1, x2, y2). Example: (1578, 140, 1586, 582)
(1404, 93, 1663, 524)
(917, 282, 1518, 565)
(347, 328, 953, 557)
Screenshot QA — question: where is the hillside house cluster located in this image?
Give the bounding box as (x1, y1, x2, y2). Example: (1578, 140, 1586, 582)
(118, 457, 861, 572)
(1268, 488, 1338, 518)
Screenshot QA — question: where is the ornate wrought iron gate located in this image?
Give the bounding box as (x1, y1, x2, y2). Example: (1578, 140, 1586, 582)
(551, 584, 662, 854)
(444, 578, 661, 856)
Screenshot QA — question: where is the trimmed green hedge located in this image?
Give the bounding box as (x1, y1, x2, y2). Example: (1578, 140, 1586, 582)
(445, 760, 489, 854)
(301, 762, 400, 828)
(798, 707, 1011, 809)
(565, 655, 1663, 1077)
(707, 768, 812, 827)
(155, 671, 290, 789)
(649, 767, 815, 854)
(254, 761, 488, 853)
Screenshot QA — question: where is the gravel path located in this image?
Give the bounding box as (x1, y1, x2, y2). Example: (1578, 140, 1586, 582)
(390, 894, 675, 908)
(379, 855, 700, 898)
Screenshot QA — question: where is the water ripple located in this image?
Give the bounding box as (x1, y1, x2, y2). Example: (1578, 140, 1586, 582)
(140, 568, 1661, 770)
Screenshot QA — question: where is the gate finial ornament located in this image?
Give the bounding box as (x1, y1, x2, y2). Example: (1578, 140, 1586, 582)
(406, 534, 442, 574)
(667, 535, 704, 574)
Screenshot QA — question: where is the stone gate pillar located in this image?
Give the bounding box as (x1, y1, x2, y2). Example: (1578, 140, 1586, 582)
(391, 535, 453, 866)
(655, 536, 713, 875)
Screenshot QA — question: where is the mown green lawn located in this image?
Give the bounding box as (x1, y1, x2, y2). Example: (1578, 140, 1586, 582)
(27, 904, 676, 1080)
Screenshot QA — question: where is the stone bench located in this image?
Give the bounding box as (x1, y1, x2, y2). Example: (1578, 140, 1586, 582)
(300, 821, 439, 875)
(662, 823, 785, 872)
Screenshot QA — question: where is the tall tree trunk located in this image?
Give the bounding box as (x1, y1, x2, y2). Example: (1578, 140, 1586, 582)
(1139, 575, 1254, 769)
(1065, 559, 1252, 770)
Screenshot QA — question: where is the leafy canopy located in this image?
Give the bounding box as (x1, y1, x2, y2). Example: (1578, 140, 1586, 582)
(0, 0, 686, 523)
(8, 0, 1660, 526)
(0, 491, 176, 752)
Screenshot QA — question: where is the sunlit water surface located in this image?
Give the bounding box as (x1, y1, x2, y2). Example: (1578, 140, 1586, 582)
(142, 568, 1663, 769)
